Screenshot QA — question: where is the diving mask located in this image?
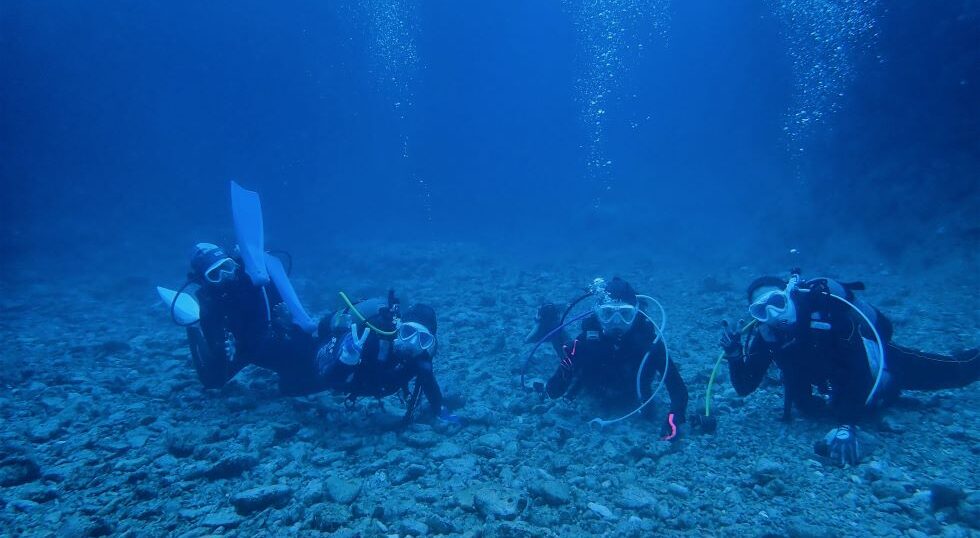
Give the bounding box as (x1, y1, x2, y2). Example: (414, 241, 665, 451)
(204, 258, 238, 284)
(595, 302, 638, 334)
(749, 288, 797, 327)
(394, 321, 435, 355)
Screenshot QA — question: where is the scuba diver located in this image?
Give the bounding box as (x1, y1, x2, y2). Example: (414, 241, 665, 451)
(719, 269, 980, 466)
(158, 181, 318, 390)
(524, 277, 689, 439)
(157, 181, 456, 425)
(310, 295, 457, 424)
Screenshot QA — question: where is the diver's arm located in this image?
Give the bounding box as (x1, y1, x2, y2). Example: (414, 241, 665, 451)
(640, 342, 689, 422)
(727, 331, 773, 396)
(415, 359, 444, 412)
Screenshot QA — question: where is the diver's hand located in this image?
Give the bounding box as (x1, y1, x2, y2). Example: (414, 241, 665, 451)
(525, 303, 563, 344)
(339, 324, 370, 366)
(720, 319, 743, 357)
(814, 425, 863, 466)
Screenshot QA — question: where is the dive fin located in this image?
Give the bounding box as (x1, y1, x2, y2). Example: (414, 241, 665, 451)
(266, 253, 317, 334)
(230, 180, 270, 286)
(157, 286, 200, 325)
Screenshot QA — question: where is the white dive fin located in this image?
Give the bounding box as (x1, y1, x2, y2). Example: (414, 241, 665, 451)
(157, 286, 200, 325)
(230, 180, 270, 286)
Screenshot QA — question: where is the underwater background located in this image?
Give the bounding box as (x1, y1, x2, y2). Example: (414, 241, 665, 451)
(1, 1, 978, 536)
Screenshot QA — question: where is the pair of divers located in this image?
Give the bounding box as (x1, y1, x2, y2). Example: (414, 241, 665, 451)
(524, 271, 978, 465)
(158, 181, 456, 425)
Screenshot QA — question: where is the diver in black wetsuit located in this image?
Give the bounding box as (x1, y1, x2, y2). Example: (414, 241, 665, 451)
(308, 297, 455, 424)
(183, 242, 315, 390)
(526, 277, 689, 439)
(720, 271, 980, 465)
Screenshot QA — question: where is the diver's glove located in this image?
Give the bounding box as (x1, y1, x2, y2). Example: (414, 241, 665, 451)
(525, 303, 564, 344)
(814, 424, 862, 466)
(720, 319, 743, 358)
(339, 324, 371, 366)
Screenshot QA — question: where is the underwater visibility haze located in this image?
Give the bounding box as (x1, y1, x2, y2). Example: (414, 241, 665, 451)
(1, 1, 978, 536)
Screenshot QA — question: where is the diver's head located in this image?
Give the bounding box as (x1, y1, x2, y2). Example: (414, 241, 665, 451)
(395, 303, 437, 357)
(747, 276, 796, 330)
(190, 243, 238, 286)
(594, 277, 639, 337)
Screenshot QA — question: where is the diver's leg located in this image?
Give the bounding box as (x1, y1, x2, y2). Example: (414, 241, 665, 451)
(888, 344, 980, 392)
(187, 326, 242, 389)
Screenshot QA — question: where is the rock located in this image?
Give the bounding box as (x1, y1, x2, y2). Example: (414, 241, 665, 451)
(616, 487, 656, 510)
(431, 441, 464, 460)
(474, 487, 524, 520)
(393, 464, 427, 485)
(29, 419, 63, 442)
(529, 479, 570, 506)
(307, 503, 353, 532)
(425, 513, 458, 535)
(587, 502, 616, 520)
(204, 452, 258, 479)
(752, 458, 783, 484)
(201, 511, 243, 528)
(0, 455, 40, 487)
(324, 476, 361, 504)
(230, 484, 293, 514)
(397, 519, 429, 536)
(9, 499, 40, 512)
(18, 483, 59, 503)
(401, 430, 439, 448)
(666, 483, 690, 499)
(959, 492, 980, 529)
(930, 480, 965, 510)
(58, 516, 113, 537)
(871, 480, 911, 501)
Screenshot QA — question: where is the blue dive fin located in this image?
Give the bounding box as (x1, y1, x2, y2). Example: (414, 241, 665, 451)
(265, 253, 317, 334)
(157, 286, 200, 325)
(230, 180, 270, 286)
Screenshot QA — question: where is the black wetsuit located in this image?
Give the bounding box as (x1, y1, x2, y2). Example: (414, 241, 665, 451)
(729, 289, 980, 425)
(546, 315, 689, 424)
(291, 302, 444, 415)
(187, 267, 314, 389)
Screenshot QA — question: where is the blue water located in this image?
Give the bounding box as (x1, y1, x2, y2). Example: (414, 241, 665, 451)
(1, 1, 978, 536)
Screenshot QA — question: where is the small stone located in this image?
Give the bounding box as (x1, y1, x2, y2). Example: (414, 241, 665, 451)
(204, 453, 258, 480)
(616, 487, 656, 510)
(871, 480, 910, 501)
(397, 519, 429, 536)
(431, 441, 464, 460)
(474, 487, 523, 520)
(308, 503, 353, 532)
(752, 458, 783, 484)
(587, 502, 616, 520)
(29, 419, 63, 442)
(529, 479, 570, 506)
(230, 484, 293, 514)
(201, 511, 243, 528)
(0, 455, 41, 487)
(324, 476, 361, 504)
(425, 513, 457, 535)
(666, 483, 690, 499)
(402, 430, 439, 448)
(930, 480, 965, 510)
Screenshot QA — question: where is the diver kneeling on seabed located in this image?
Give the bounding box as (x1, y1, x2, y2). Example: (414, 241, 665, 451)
(158, 181, 318, 390)
(523, 277, 689, 440)
(716, 269, 979, 466)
